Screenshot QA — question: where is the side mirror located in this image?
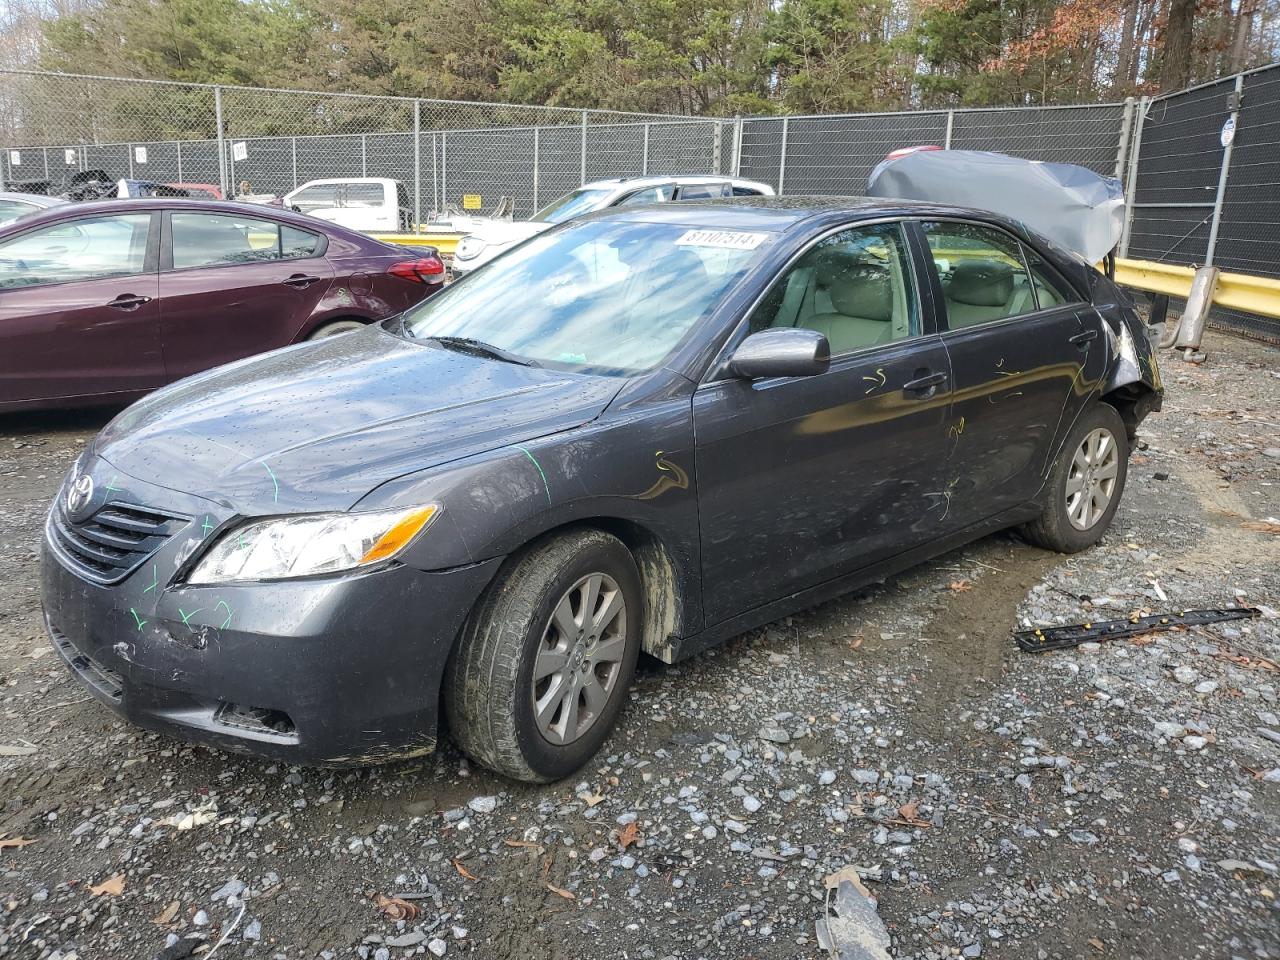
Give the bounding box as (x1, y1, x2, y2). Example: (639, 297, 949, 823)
(727, 328, 831, 380)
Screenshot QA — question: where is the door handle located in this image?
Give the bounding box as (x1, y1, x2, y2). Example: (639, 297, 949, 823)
(902, 371, 948, 396)
(282, 274, 321, 288)
(107, 294, 151, 310)
(1069, 329, 1098, 347)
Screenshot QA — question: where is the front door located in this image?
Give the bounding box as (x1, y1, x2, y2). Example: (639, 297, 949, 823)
(158, 210, 334, 380)
(0, 211, 162, 405)
(917, 218, 1106, 531)
(694, 221, 953, 625)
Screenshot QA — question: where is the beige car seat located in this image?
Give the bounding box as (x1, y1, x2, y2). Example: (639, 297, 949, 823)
(943, 259, 1036, 328)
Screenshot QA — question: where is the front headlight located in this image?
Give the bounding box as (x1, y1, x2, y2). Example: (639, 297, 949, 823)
(454, 236, 486, 261)
(187, 504, 439, 584)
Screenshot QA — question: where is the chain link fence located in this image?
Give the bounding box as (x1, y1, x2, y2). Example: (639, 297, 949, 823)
(1121, 62, 1280, 343)
(3, 66, 1280, 340)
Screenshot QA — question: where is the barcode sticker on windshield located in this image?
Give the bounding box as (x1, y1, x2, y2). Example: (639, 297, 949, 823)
(674, 229, 768, 250)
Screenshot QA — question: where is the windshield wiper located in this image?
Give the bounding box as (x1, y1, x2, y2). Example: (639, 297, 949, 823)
(420, 335, 541, 367)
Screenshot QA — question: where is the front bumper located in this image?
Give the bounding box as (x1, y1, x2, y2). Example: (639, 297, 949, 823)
(41, 457, 501, 765)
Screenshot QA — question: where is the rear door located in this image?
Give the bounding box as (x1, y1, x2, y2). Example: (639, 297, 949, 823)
(157, 210, 334, 380)
(694, 220, 953, 624)
(916, 218, 1103, 531)
(0, 211, 162, 405)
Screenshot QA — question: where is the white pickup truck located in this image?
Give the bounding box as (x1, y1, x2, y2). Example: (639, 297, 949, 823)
(285, 177, 411, 233)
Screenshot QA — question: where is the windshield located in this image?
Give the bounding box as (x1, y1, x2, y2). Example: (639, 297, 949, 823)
(399, 220, 772, 374)
(533, 188, 615, 224)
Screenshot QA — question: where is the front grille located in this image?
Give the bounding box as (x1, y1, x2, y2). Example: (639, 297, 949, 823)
(48, 501, 187, 584)
(48, 623, 124, 703)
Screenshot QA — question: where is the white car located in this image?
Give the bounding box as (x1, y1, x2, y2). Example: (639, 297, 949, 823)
(283, 177, 411, 233)
(451, 175, 775, 275)
(0, 192, 69, 225)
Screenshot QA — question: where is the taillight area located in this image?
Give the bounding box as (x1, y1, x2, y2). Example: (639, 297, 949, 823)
(388, 256, 446, 283)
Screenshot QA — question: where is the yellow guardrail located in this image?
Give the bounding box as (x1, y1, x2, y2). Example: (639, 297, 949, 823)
(371, 232, 462, 256)
(1114, 257, 1280, 321)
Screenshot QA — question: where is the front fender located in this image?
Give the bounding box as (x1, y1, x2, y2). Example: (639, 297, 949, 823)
(354, 391, 703, 637)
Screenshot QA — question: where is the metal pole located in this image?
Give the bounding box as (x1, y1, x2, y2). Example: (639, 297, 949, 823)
(712, 121, 722, 175)
(432, 132, 439, 214)
(1119, 96, 1147, 258)
(642, 123, 650, 175)
(778, 118, 789, 195)
(42, 148, 49, 180)
(214, 85, 229, 198)
(291, 137, 298, 189)
(733, 116, 743, 177)
(413, 102, 421, 232)
(580, 110, 588, 185)
(176, 141, 183, 182)
(1114, 97, 1136, 180)
(532, 127, 540, 210)
(441, 131, 448, 212)
(361, 134, 367, 177)
(1205, 74, 1244, 266)
(944, 110, 954, 149)
(128, 143, 135, 179)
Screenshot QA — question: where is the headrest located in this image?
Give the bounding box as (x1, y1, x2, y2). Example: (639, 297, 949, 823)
(947, 259, 1014, 307)
(817, 259, 893, 322)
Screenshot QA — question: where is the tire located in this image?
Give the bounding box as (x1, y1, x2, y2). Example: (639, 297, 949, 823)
(1022, 402, 1129, 553)
(307, 319, 365, 340)
(444, 529, 642, 782)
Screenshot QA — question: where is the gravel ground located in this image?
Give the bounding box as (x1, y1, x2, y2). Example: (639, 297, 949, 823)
(2, 330, 1278, 960)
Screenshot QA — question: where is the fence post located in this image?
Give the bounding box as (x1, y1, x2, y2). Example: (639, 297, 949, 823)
(214, 85, 229, 199)
(176, 141, 183, 182)
(642, 124, 650, 175)
(1119, 96, 1147, 258)
(944, 110, 954, 149)
(291, 137, 298, 190)
(732, 116, 743, 177)
(580, 110, 588, 185)
(1205, 74, 1244, 266)
(532, 126, 540, 210)
(712, 121, 722, 175)
(441, 131, 448, 212)
(413, 101, 421, 232)
(361, 134, 368, 177)
(128, 143, 135, 179)
(778, 117, 789, 195)
(1114, 97, 1136, 180)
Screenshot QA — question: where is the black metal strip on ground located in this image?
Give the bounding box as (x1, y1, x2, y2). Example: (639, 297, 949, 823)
(1015, 608, 1262, 653)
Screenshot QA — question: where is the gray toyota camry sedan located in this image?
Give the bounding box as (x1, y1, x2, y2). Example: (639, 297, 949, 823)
(42, 197, 1161, 781)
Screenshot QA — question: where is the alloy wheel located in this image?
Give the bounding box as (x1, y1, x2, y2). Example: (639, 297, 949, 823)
(531, 573, 627, 746)
(1065, 427, 1119, 531)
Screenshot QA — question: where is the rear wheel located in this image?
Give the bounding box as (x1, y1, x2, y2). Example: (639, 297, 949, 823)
(1022, 402, 1129, 553)
(307, 319, 365, 340)
(444, 529, 641, 782)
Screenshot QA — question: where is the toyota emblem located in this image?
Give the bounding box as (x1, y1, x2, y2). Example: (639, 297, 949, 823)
(66, 473, 94, 516)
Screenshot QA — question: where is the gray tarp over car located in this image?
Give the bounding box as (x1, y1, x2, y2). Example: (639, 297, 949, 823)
(866, 150, 1125, 264)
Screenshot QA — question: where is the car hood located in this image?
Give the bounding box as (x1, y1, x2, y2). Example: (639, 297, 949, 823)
(465, 220, 549, 248)
(92, 328, 622, 515)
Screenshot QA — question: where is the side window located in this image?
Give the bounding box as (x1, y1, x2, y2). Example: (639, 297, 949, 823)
(616, 185, 675, 206)
(749, 222, 918, 355)
(171, 213, 282, 269)
(290, 184, 338, 212)
(281, 225, 323, 259)
(0, 198, 37, 223)
(343, 183, 385, 208)
(0, 214, 151, 289)
(922, 221, 1040, 329)
(1021, 244, 1080, 309)
(732, 186, 764, 196)
(676, 183, 729, 201)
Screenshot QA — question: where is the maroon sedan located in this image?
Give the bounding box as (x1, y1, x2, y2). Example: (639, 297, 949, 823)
(0, 199, 444, 412)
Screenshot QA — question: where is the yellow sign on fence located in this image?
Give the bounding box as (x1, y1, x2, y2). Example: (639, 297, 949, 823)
(462, 194, 482, 210)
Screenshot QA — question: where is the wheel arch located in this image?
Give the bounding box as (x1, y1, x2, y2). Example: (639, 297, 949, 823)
(295, 314, 374, 341)
(1100, 381, 1160, 442)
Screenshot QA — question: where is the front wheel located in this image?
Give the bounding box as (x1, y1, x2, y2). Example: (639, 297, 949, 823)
(444, 529, 642, 782)
(1021, 402, 1129, 553)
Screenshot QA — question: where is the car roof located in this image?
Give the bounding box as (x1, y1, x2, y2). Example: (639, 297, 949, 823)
(0, 192, 68, 207)
(580, 174, 770, 191)
(288, 178, 399, 188)
(584, 194, 1028, 233)
(0, 198, 341, 231)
